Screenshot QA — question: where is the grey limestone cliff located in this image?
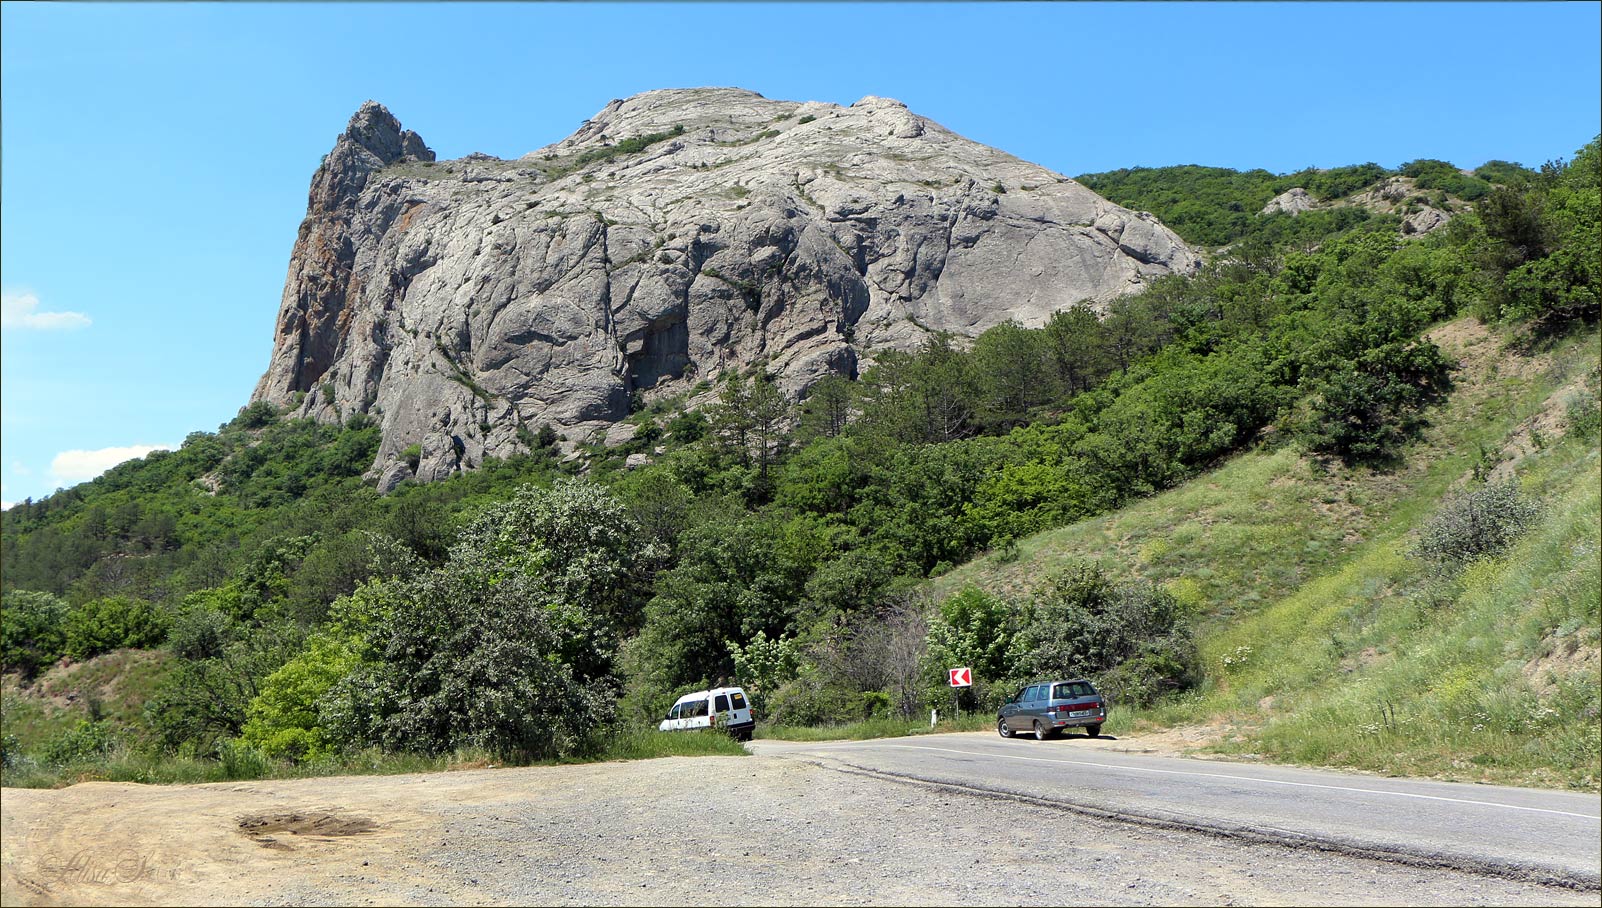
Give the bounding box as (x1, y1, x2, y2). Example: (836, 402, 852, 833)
(252, 89, 1200, 486)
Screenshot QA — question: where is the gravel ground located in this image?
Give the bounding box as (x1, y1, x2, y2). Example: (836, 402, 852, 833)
(2, 755, 1592, 906)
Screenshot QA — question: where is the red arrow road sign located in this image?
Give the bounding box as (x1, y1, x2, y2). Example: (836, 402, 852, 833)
(948, 667, 972, 687)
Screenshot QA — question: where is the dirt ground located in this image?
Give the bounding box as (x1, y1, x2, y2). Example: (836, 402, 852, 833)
(2, 750, 1592, 907)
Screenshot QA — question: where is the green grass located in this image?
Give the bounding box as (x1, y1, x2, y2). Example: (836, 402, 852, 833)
(593, 727, 748, 760)
(1184, 431, 1599, 789)
(757, 712, 992, 742)
(2, 729, 748, 790)
(934, 319, 1601, 790)
(2, 650, 176, 747)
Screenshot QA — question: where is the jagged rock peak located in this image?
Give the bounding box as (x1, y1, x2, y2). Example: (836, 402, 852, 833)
(340, 100, 434, 166)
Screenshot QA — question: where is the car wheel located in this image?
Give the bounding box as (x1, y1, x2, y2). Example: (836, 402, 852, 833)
(1086, 724, 1102, 738)
(997, 718, 1013, 738)
(1033, 721, 1048, 741)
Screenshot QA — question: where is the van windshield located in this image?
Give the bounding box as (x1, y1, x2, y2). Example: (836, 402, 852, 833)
(1052, 682, 1095, 700)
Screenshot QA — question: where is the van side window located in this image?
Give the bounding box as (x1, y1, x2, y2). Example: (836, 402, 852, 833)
(686, 699, 707, 718)
(714, 695, 730, 712)
(668, 703, 682, 720)
(730, 692, 747, 710)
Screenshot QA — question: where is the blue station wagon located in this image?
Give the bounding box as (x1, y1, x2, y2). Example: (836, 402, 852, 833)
(998, 679, 1107, 740)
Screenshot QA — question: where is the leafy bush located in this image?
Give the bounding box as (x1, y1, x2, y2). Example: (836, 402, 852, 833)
(322, 570, 616, 760)
(62, 596, 170, 660)
(1413, 482, 1541, 569)
(765, 666, 861, 726)
(144, 620, 304, 752)
(1565, 367, 1601, 439)
(321, 481, 650, 760)
(42, 719, 117, 766)
(167, 596, 243, 662)
(1292, 340, 1454, 464)
(1400, 159, 1492, 201)
(2, 590, 67, 678)
(239, 632, 359, 761)
(727, 630, 800, 715)
(1012, 564, 1200, 707)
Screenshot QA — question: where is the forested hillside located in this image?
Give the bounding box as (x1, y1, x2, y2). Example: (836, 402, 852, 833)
(4, 138, 1596, 788)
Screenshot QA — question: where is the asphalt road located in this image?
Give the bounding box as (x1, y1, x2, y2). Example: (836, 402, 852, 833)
(751, 731, 1602, 889)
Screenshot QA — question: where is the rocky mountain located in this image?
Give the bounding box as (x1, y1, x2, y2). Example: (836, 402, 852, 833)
(251, 88, 1200, 487)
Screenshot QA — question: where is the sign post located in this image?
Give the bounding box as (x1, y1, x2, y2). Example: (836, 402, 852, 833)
(948, 667, 972, 723)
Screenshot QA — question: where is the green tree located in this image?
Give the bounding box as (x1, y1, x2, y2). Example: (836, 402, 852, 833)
(1, 590, 67, 678)
(797, 375, 855, 441)
(62, 596, 170, 660)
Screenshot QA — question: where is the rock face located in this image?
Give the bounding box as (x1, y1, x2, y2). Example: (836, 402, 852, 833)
(252, 89, 1201, 482)
(1260, 187, 1314, 216)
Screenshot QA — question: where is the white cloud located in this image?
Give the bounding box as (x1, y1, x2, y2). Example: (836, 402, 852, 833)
(50, 444, 173, 485)
(1, 502, 13, 511)
(1, 291, 91, 331)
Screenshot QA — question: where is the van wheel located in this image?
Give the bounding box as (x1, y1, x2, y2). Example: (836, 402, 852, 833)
(1033, 721, 1048, 741)
(1086, 724, 1102, 738)
(997, 718, 1013, 739)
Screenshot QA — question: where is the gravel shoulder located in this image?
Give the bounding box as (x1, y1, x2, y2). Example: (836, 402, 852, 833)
(2, 753, 1592, 907)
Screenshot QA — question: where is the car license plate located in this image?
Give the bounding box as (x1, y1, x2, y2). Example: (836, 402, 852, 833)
(1069, 709, 1093, 717)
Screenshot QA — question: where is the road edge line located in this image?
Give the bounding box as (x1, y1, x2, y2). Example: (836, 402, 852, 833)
(787, 755, 1601, 892)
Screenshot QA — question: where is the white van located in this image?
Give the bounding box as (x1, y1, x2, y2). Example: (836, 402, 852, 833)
(659, 686, 755, 741)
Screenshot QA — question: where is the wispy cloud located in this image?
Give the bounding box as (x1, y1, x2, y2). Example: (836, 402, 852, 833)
(2, 291, 91, 331)
(50, 444, 173, 485)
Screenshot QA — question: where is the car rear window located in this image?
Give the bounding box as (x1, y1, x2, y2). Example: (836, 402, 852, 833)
(731, 692, 747, 709)
(1053, 682, 1094, 700)
(714, 695, 730, 712)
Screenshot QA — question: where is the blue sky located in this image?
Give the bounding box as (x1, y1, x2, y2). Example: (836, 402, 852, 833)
(2, 1, 1598, 505)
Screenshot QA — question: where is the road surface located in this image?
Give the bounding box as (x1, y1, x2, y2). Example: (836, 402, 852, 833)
(752, 731, 1602, 889)
(3, 736, 1597, 905)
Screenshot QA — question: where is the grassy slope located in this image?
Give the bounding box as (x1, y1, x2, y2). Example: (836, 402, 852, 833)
(935, 318, 1601, 790)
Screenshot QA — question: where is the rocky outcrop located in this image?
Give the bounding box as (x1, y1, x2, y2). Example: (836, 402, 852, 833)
(1260, 187, 1314, 216)
(1402, 206, 1452, 235)
(252, 89, 1201, 483)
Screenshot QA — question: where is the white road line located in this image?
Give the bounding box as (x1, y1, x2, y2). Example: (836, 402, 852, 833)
(782, 742, 1601, 821)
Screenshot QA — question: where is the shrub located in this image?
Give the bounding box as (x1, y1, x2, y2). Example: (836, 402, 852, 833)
(62, 596, 170, 660)
(239, 633, 359, 761)
(1011, 564, 1200, 707)
(233, 401, 279, 430)
(144, 620, 304, 752)
(166, 599, 237, 661)
(2, 590, 68, 678)
(1413, 481, 1541, 569)
(321, 569, 617, 760)
(322, 482, 650, 760)
(765, 667, 860, 725)
(1565, 368, 1601, 439)
(728, 631, 801, 715)
(42, 719, 117, 766)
